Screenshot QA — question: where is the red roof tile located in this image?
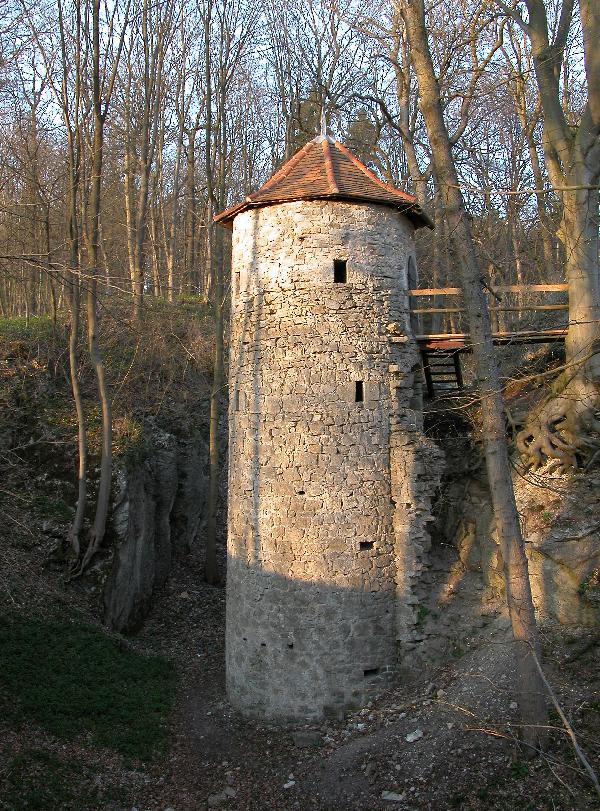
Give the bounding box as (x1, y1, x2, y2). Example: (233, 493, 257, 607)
(214, 136, 432, 229)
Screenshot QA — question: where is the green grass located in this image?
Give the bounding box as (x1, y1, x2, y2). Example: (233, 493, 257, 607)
(0, 615, 176, 761)
(510, 761, 529, 779)
(0, 315, 56, 340)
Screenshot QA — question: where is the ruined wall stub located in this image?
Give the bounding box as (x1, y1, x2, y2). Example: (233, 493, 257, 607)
(226, 200, 440, 722)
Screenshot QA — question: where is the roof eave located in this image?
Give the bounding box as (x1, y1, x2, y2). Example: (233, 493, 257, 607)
(214, 194, 434, 230)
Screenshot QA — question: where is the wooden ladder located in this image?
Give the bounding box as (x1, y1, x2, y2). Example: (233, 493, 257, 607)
(421, 349, 464, 399)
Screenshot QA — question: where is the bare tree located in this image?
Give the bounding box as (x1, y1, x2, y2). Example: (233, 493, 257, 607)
(503, 28, 557, 276)
(79, 0, 130, 572)
(58, 0, 89, 557)
(398, 0, 547, 747)
(203, 0, 260, 584)
(121, 0, 174, 320)
(502, 0, 600, 470)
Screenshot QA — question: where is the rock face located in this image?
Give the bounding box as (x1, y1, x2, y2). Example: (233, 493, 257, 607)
(103, 430, 208, 634)
(226, 199, 440, 721)
(433, 433, 600, 630)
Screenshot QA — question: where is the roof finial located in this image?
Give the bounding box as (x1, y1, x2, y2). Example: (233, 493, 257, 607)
(320, 105, 327, 138)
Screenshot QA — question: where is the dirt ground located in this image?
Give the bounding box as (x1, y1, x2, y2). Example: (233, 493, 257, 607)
(122, 544, 600, 811)
(1, 519, 599, 811)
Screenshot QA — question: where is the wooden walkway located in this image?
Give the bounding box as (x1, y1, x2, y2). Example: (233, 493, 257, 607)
(409, 283, 569, 397)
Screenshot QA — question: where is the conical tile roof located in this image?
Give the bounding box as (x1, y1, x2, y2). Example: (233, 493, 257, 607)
(214, 135, 432, 229)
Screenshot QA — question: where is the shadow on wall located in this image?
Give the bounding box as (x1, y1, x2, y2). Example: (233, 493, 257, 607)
(225, 558, 400, 723)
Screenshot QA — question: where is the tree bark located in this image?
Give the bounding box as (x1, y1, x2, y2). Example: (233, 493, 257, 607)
(400, 0, 547, 747)
(511, 0, 600, 470)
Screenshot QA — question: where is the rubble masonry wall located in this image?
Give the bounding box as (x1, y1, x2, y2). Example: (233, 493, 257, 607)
(225, 200, 440, 721)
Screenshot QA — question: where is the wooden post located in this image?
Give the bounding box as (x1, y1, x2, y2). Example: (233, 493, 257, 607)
(453, 352, 464, 389)
(422, 350, 435, 399)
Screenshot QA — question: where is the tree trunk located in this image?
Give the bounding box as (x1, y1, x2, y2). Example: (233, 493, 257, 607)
(66, 159, 87, 559)
(401, 0, 547, 747)
(184, 131, 197, 295)
(124, 133, 137, 294)
(561, 182, 600, 378)
(82, 122, 113, 570)
(204, 222, 223, 586)
(514, 0, 600, 471)
(132, 162, 150, 320)
(79, 0, 116, 573)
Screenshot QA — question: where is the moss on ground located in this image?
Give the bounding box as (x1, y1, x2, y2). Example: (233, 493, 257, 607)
(0, 615, 176, 761)
(0, 747, 127, 811)
(0, 316, 56, 341)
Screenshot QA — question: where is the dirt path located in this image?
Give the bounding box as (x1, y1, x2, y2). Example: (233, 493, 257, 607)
(130, 552, 600, 811)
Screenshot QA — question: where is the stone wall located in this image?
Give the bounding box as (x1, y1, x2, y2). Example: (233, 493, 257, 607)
(226, 200, 441, 721)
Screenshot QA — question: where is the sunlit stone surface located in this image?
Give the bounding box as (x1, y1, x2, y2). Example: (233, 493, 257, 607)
(226, 200, 441, 721)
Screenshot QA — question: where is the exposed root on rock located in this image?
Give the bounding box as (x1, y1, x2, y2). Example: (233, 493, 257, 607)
(516, 381, 600, 473)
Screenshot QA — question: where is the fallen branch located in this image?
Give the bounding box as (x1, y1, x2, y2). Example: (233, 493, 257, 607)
(530, 648, 600, 799)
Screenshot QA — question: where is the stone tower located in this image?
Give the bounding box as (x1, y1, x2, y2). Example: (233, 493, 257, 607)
(215, 135, 438, 722)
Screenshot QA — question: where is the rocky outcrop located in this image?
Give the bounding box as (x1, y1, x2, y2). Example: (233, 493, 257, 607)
(170, 437, 209, 555)
(102, 429, 208, 634)
(435, 435, 600, 628)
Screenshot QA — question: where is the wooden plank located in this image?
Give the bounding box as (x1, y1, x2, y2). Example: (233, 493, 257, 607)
(416, 328, 568, 341)
(412, 307, 462, 314)
(413, 303, 568, 314)
(417, 329, 568, 353)
(489, 304, 568, 312)
(491, 283, 568, 294)
(408, 287, 462, 296)
(408, 283, 568, 297)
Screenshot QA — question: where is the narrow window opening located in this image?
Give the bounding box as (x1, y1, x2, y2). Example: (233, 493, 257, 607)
(334, 258, 347, 283)
(355, 381, 364, 402)
(359, 540, 374, 551)
(260, 642, 266, 647)
(364, 667, 380, 678)
(297, 490, 305, 496)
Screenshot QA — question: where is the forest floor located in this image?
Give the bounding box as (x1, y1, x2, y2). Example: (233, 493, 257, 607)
(1, 321, 599, 811)
(129, 547, 600, 811)
(1, 530, 599, 811)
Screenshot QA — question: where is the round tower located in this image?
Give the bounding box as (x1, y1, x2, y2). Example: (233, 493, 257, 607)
(215, 135, 433, 721)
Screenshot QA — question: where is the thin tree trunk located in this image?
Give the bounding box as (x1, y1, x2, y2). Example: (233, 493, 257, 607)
(124, 128, 137, 294)
(204, 223, 222, 585)
(79, 0, 116, 572)
(65, 144, 87, 558)
(184, 129, 197, 295)
(150, 205, 161, 297)
(204, 4, 219, 583)
(67, 274, 86, 558)
(401, 0, 547, 747)
(58, 0, 87, 559)
(83, 125, 113, 568)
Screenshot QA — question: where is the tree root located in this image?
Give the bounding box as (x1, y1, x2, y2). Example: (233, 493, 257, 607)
(67, 530, 102, 580)
(516, 382, 600, 472)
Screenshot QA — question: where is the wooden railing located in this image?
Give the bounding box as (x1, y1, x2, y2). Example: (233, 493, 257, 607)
(408, 283, 569, 343)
